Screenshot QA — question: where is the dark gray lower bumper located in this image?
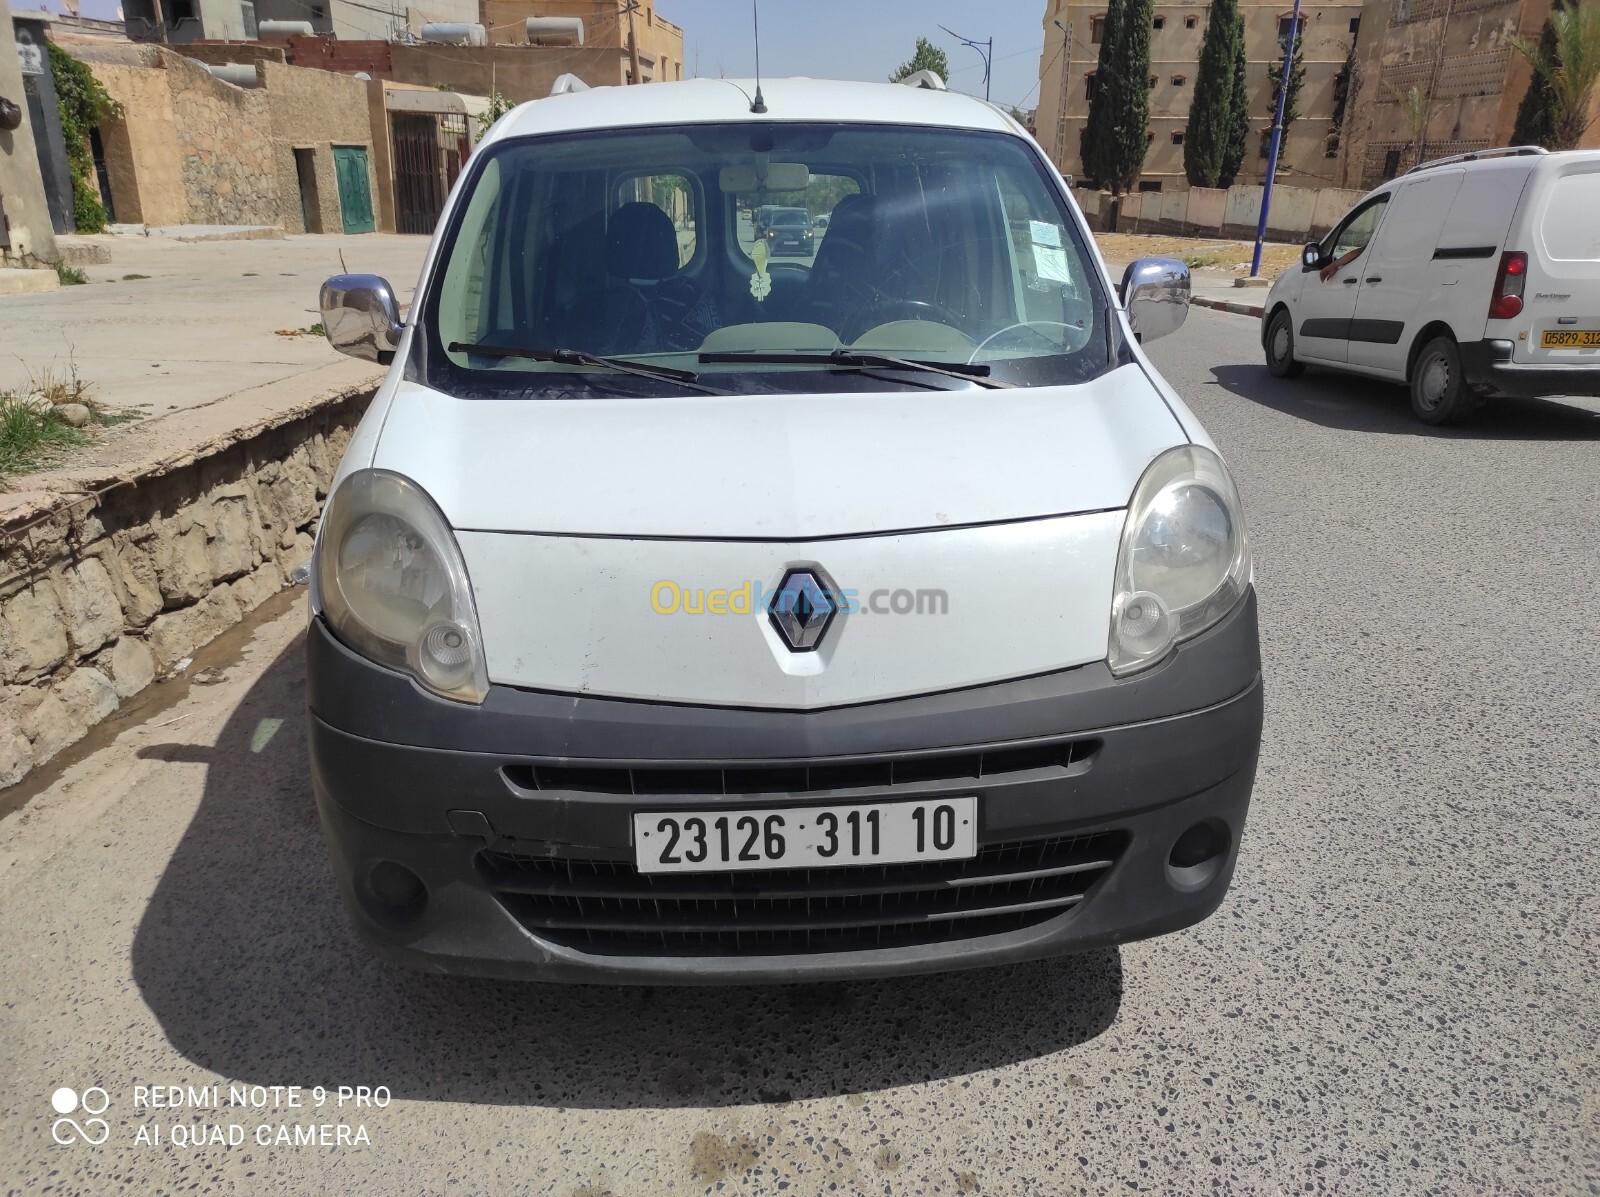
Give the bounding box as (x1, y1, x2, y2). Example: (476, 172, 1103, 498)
(1460, 339, 1600, 399)
(308, 591, 1263, 984)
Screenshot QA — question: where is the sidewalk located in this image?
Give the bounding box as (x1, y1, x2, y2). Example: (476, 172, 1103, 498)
(1096, 231, 1299, 321)
(0, 233, 427, 521)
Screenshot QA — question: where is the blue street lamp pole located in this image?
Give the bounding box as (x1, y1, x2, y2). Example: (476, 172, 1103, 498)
(1251, 0, 1301, 277)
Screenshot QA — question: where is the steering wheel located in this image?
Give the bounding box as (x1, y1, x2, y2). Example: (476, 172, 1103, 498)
(969, 320, 1087, 363)
(588, 282, 654, 354)
(843, 298, 963, 343)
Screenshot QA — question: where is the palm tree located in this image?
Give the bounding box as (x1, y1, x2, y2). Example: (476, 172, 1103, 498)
(1389, 84, 1434, 170)
(1512, 4, 1600, 150)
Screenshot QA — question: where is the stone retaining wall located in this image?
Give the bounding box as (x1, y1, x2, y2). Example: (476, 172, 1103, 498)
(0, 391, 372, 788)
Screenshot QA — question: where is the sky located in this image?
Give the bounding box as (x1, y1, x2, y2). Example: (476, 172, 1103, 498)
(662, 0, 1051, 111)
(42, 0, 1054, 112)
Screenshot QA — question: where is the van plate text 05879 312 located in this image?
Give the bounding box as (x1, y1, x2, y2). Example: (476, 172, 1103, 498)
(1540, 329, 1600, 348)
(633, 798, 978, 874)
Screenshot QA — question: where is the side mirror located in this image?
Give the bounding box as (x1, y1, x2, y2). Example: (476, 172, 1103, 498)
(1120, 257, 1190, 344)
(1302, 242, 1323, 270)
(319, 274, 403, 364)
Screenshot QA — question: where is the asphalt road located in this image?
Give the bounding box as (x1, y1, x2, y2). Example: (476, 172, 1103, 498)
(3, 308, 1597, 1195)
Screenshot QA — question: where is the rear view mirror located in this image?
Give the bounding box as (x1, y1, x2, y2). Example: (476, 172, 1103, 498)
(1302, 242, 1322, 269)
(319, 274, 403, 365)
(1120, 257, 1191, 343)
(719, 162, 812, 193)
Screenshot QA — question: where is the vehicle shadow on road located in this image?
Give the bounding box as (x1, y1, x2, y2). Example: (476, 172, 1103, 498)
(1209, 363, 1600, 440)
(129, 638, 1123, 1110)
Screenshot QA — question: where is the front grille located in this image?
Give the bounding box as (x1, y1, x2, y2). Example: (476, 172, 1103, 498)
(480, 832, 1127, 956)
(501, 738, 1099, 799)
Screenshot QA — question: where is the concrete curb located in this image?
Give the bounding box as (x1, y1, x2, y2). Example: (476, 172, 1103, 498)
(1192, 296, 1265, 319)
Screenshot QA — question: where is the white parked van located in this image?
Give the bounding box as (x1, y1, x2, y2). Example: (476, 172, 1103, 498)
(1262, 147, 1600, 424)
(308, 77, 1262, 984)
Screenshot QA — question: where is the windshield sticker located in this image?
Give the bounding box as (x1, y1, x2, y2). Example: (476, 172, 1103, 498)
(749, 240, 772, 302)
(1030, 221, 1073, 285)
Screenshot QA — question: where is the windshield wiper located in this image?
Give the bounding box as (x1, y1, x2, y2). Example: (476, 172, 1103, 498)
(697, 348, 1007, 389)
(448, 343, 733, 396)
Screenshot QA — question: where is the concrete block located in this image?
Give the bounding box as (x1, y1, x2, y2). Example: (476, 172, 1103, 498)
(56, 558, 124, 658)
(0, 584, 70, 684)
(107, 636, 156, 698)
(112, 538, 164, 628)
(0, 269, 60, 296)
(22, 693, 80, 767)
(0, 732, 33, 788)
(54, 237, 114, 267)
(147, 587, 242, 674)
(55, 666, 119, 730)
(155, 524, 213, 605)
(1186, 188, 1227, 235)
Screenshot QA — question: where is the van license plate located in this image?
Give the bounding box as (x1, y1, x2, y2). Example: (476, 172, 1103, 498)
(1540, 330, 1600, 348)
(634, 797, 977, 874)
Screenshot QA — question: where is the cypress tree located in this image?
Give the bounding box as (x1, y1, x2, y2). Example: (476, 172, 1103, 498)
(1219, 21, 1250, 188)
(1184, 0, 1244, 187)
(1082, 0, 1153, 195)
(1511, 7, 1563, 148)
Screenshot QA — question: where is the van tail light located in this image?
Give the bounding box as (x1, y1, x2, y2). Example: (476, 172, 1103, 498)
(1488, 251, 1527, 319)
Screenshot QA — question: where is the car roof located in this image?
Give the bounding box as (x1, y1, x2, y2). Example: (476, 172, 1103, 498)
(484, 77, 1021, 147)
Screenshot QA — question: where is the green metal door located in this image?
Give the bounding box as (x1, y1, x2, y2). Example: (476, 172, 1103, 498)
(332, 146, 375, 234)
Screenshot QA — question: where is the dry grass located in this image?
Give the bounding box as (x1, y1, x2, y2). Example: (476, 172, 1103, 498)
(1095, 233, 1305, 280)
(0, 362, 134, 486)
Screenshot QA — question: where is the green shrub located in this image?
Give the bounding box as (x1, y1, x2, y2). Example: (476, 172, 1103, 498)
(48, 44, 123, 235)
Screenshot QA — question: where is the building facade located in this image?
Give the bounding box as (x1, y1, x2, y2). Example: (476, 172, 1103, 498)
(120, 0, 477, 45)
(0, 0, 57, 264)
(1340, 0, 1600, 190)
(1035, 0, 1365, 191)
(478, 0, 684, 82)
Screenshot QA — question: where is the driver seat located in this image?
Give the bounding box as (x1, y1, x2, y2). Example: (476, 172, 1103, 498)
(564, 202, 683, 354)
(798, 193, 881, 334)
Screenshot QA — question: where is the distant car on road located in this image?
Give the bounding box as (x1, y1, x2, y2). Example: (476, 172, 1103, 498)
(1263, 146, 1600, 424)
(813, 212, 831, 232)
(763, 206, 814, 256)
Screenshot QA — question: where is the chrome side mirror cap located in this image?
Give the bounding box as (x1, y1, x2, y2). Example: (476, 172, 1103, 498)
(1120, 257, 1190, 343)
(319, 274, 403, 364)
(1301, 242, 1322, 270)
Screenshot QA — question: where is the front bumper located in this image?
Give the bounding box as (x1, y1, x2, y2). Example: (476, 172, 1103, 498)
(308, 591, 1264, 984)
(1460, 338, 1600, 399)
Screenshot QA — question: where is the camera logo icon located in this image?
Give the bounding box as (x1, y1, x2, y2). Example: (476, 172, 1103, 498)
(51, 1087, 111, 1145)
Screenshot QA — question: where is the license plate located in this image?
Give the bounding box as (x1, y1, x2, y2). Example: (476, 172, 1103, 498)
(633, 797, 977, 874)
(1540, 329, 1600, 348)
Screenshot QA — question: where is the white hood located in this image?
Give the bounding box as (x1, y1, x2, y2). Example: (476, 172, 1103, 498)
(370, 363, 1184, 538)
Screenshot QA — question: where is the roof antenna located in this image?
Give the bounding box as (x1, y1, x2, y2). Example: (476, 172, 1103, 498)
(750, 0, 767, 113)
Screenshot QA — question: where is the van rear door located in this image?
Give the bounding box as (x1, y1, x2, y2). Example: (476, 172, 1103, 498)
(1517, 157, 1600, 365)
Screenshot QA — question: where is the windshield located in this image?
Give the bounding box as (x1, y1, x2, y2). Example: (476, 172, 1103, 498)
(425, 122, 1110, 395)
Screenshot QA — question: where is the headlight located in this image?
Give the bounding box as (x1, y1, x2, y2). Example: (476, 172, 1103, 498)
(315, 469, 489, 704)
(1109, 446, 1250, 676)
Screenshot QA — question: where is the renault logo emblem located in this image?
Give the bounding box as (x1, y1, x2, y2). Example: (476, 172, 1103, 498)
(768, 568, 838, 653)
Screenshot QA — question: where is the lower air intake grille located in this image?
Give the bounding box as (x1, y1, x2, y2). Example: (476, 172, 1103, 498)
(479, 833, 1127, 956)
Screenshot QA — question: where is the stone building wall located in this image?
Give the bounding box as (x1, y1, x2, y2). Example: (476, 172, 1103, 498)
(0, 391, 371, 790)
(0, 6, 58, 265)
(87, 60, 188, 226)
(163, 53, 278, 227)
(261, 60, 377, 235)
